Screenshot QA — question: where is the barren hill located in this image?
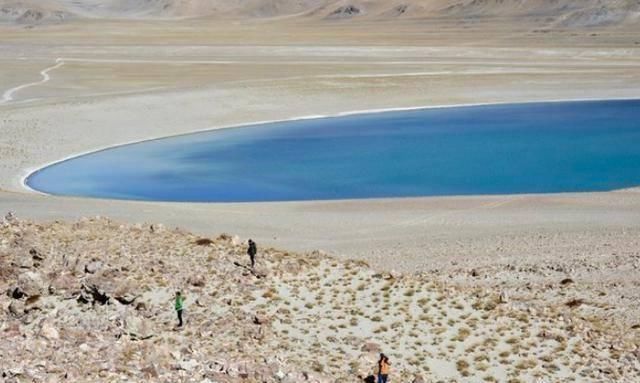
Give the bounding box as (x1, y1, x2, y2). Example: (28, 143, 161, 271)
(2, 216, 639, 381)
(1, 0, 639, 27)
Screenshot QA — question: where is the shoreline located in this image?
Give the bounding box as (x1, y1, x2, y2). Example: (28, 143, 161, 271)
(20, 96, 640, 199)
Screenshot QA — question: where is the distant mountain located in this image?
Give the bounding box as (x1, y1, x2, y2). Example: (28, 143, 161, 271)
(1, 0, 639, 27)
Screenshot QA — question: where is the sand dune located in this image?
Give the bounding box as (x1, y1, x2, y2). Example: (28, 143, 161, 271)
(1, 0, 639, 27)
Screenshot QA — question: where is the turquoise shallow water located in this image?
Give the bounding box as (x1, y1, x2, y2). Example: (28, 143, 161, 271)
(27, 100, 640, 202)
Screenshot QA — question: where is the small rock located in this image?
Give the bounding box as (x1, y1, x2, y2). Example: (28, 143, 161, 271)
(8, 300, 24, 316)
(177, 359, 199, 372)
(124, 315, 154, 340)
(9, 287, 26, 299)
(17, 271, 45, 296)
(18, 256, 34, 269)
(188, 275, 206, 287)
(560, 278, 574, 286)
(40, 321, 59, 340)
(253, 312, 270, 325)
(141, 364, 159, 378)
(4, 211, 16, 222)
(84, 261, 103, 274)
(30, 248, 44, 262)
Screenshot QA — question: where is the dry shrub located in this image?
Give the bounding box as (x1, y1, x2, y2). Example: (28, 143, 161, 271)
(195, 238, 214, 246)
(565, 298, 584, 308)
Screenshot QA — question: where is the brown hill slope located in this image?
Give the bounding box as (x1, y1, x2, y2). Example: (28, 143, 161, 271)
(1, 0, 639, 27)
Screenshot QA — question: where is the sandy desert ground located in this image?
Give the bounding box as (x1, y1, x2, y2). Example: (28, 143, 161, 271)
(1, 3, 640, 381)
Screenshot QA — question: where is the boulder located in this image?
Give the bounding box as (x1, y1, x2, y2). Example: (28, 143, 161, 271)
(17, 271, 45, 296)
(18, 255, 34, 269)
(9, 287, 25, 299)
(84, 261, 103, 274)
(177, 359, 199, 372)
(80, 284, 109, 305)
(40, 321, 59, 340)
(8, 300, 25, 316)
(124, 315, 154, 340)
(48, 273, 77, 295)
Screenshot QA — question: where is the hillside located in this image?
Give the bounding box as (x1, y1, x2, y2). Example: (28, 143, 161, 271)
(2, 215, 639, 381)
(1, 0, 639, 27)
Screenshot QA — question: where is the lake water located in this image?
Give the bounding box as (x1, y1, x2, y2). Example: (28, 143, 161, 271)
(27, 100, 640, 202)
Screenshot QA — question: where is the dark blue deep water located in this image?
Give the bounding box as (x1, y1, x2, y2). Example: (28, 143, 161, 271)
(27, 100, 640, 202)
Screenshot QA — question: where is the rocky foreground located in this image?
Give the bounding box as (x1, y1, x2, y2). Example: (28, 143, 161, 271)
(1, 215, 639, 382)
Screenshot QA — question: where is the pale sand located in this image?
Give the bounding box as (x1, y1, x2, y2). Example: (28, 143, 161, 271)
(1, 21, 640, 326)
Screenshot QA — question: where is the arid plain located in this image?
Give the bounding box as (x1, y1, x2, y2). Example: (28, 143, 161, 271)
(1, 4, 640, 381)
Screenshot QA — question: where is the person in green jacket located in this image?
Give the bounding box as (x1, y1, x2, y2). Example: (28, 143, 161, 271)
(175, 291, 185, 327)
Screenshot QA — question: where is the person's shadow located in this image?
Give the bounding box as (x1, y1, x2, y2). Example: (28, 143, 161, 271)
(363, 375, 376, 383)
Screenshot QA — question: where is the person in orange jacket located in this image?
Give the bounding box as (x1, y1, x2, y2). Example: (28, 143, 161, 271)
(377, 353, 390, 383)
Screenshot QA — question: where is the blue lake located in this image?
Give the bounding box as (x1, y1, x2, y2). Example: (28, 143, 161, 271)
(27, 100, 640, 202)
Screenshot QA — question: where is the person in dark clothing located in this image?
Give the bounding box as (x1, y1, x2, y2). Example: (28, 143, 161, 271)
(247, 239, 257, 268)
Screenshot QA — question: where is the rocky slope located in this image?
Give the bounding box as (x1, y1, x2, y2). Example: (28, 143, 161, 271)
(1, 0, 639, 27)
(2, 214, 639, 382)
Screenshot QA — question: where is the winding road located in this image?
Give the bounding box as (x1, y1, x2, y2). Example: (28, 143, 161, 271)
(1, 58, 65, 105)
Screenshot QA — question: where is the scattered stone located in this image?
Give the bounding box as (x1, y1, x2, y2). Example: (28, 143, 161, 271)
(114, 295, 138, 305)
(4, 211, 16, 222)
(177, 359, 199, 372)
(81, 284, 109, 305)
(188, 275, 206, 287)
(40, 321, 59, 340)
(29, 248, 44, 262)
(17, 271, 45, 296)
(84, 261, 103, 274)
(253, 312, 270, 325)
(9, 287, 25, 299)
(8, 300, 25, 316)
(124, 315, 154, 340)
(560, 278, 574, 286)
